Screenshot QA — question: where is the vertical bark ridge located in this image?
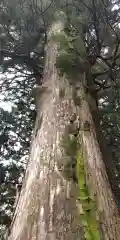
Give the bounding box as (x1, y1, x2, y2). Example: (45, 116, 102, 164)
(88, 91, 120, 203)
(78, 80, 120, 239)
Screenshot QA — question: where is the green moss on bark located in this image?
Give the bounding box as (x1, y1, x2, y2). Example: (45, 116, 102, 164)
(76, 151, 101, 240)
(52, 30, 87, 78)
(59, 119, 101, 239)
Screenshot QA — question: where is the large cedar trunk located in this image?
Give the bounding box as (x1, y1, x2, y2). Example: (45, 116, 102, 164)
(9, 21, 120, 240)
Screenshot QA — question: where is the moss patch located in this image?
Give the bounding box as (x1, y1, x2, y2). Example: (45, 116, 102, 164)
(76, 150, 101, 240)
(52, 30, 87, 78)
(59, 117, 101, 239)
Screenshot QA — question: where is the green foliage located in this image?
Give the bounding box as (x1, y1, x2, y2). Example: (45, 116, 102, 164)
(100, 83, 120, 203)
(0, 77, 36, 230)
(0, 225, 7, 240)
(0, 0, 44, 233)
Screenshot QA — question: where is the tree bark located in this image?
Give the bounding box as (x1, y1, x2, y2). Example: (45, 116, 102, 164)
(9, 20, 120, 240)
(8, 21, 83, 240)
(77, 80, 120, 239)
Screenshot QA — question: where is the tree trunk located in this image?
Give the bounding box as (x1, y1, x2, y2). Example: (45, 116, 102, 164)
(77, 80, 120, 239)
(9, 20, 120, 240)
(9, 20, 83, 240)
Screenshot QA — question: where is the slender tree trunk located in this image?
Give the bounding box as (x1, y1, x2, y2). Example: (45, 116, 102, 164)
(9, 20, 120, 240)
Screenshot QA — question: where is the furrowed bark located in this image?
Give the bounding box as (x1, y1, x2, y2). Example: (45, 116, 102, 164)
(78, 80, 120, 239)
(8, 21, 83, 240)
(9, 19, 120, 240)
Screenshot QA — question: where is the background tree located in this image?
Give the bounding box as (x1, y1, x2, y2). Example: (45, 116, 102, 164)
(0, 0, 46, 234)
(0, 78, 36, 235)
